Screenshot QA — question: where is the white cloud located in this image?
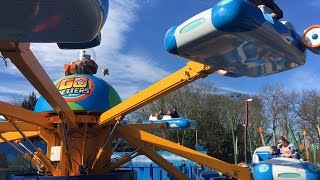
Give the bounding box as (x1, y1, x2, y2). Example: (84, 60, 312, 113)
(288, 70, 320, 91)
(0, 0, 169, 101)
(0, 96, 11, 103)
(0, 86, 29, 95)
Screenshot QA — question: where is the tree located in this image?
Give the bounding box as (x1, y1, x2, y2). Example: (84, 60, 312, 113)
(21, 92, 38, 111)
(259, 83, 289, 144)
(126, 79, 267, 163)
(0, 152, 8, 168)
(4, 92, 39, 167)
(294, 90, 320, 143)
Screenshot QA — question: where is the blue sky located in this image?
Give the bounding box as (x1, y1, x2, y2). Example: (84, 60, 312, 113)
(0, 0, 319, 102)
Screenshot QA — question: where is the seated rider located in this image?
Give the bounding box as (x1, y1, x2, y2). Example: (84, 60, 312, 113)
(154, 109, 164, 120)
(248, 0, 283, 19)
(268, 145, 279, 159)
(277, 136, 300, 159)
(171, 108, 180, 118)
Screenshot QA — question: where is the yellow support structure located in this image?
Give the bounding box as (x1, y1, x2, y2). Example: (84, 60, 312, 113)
(0, 101, 53, 129)
(0, 121, 38, 132)
(0, 41, 77, 128)
(119, 131, 190, 180)
(34, 149, 59, 176)
(0, 131, 39, 143)
(118, 126, 251, 179)
(0, 134, 45, 173)
(104, 155, 131, 172)
(141, 147, 190, 180)
(98, 61, 217, 126)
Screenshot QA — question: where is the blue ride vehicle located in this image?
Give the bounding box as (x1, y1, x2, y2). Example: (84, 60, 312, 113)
(143, 115, 197, 130)
(164, 0, 307, 77)
(251, 146, 320, 180)
(0, 0, 109, 49)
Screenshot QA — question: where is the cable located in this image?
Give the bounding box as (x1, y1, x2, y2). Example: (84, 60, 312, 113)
(26, 153, 40, 175)
(84, 153, 92, 166)
(72, 159, 80, 166)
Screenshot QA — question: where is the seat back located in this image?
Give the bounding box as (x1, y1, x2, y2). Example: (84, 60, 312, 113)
(253, 151, 270, 163)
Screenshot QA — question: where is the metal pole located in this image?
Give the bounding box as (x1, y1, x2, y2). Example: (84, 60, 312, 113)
(230, 118, 237, 164)
(195, 129, 198, 147)
(244, 100, 248, 164)
(248, 126, 253, 162)
(0, 134, 25, 154)
(236, 136, 238, 156)
(302, 130, 309, 161)
(92, 120, 119, 169)
(8, 119, 38, 151)
(313, 144, 317, 165)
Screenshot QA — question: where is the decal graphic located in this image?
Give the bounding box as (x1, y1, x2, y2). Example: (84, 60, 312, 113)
(56, 76, 95, 102)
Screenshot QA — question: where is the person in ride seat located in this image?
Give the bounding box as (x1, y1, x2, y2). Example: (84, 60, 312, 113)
(277, 136, 300, 159)
(248, 0, 283, 19)
(170, 107, 179, 118)
(268, 146, 280, 159)
(154, 109, 164, 120)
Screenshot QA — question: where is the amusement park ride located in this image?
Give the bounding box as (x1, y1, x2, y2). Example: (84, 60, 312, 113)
(0, 0, 319, 179)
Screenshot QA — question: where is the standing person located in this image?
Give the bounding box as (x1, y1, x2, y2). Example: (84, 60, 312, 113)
(170, 107, 179, 118)
(247, 0, 283, 19)
(277, 136, 299, 159)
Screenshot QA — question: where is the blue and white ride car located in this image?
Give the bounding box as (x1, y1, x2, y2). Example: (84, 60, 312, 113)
(143, 115, 197, 130)
(0, 0, 109, 49)
(251, 146, 320, 180)
(164, 0, 306, 77)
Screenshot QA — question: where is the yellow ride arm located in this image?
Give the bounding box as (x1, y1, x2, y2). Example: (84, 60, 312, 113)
(98, 61, 217, 127)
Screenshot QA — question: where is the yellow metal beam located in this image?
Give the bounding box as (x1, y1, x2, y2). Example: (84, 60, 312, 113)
(34, 149, 59, 176)
(0, 41, 77, 128)
(118, 126, 251, 180)
(23, 153, 50, 175)
(141, 147, 190, 180)
(0, 121, 38, 132)
(0, 101, 53, 129)
(104, 155, 131, 172)
(56, 123, 74, 175)
(91, 122, 119, 169)
(99, 61, 217, 126)
(119, 131, 189, 180)
(0, 131, 39, 143)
